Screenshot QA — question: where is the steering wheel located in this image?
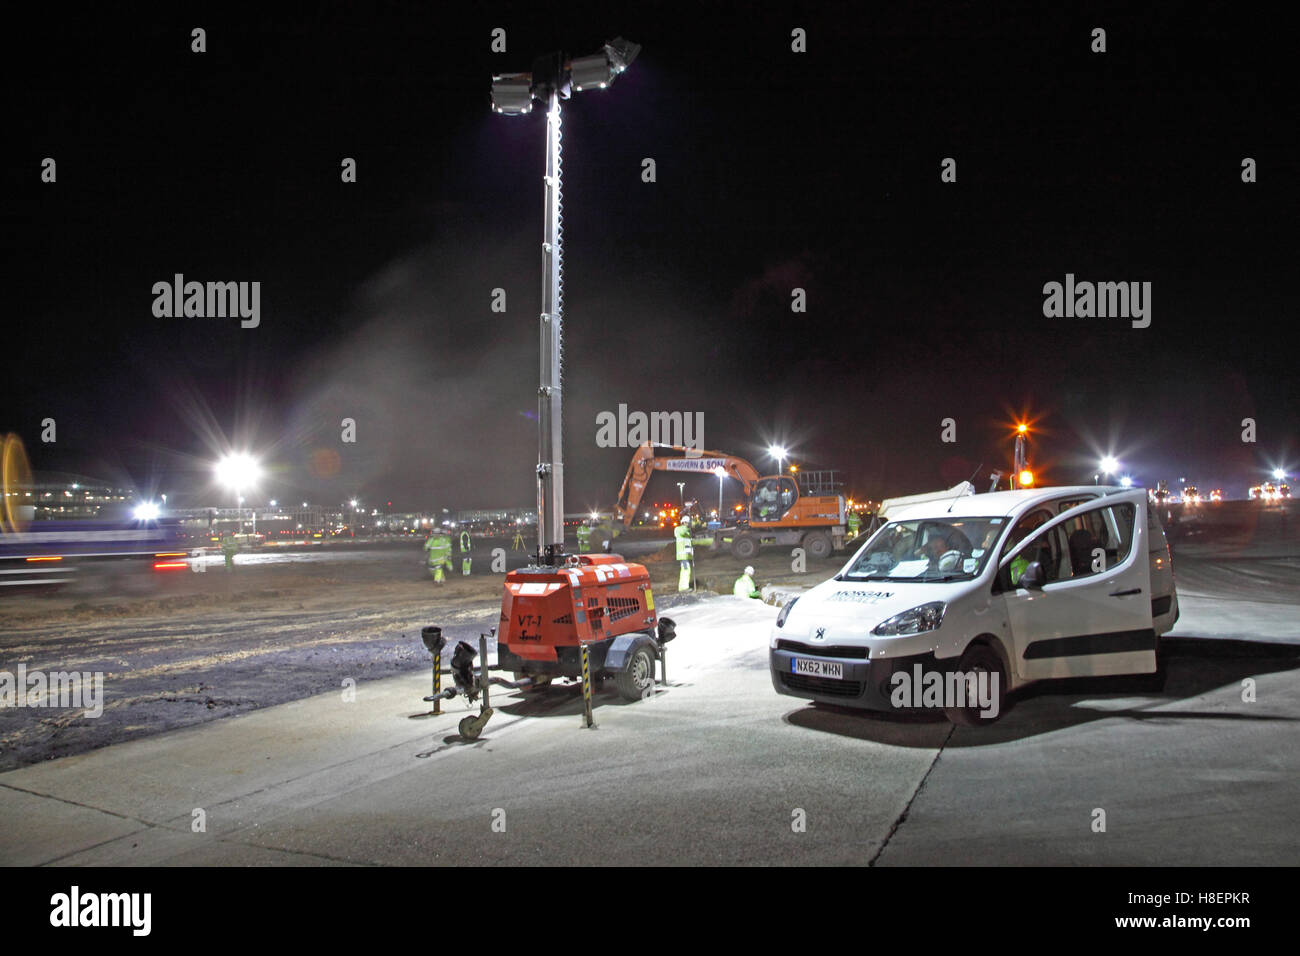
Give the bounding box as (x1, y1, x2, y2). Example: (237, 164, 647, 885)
(938, 549, 963, 572)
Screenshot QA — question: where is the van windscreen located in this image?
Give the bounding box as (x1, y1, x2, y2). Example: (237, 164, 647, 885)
(844, 516, 1004, 582)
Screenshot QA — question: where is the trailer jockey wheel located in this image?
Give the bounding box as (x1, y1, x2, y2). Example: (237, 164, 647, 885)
(459, 715, 480, 739)
(615, 644, 656, 701)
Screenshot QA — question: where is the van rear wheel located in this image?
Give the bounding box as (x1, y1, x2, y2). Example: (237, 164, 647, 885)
(944, 645, 1007, 726)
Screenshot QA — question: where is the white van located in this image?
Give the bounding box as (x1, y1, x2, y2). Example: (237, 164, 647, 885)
(769, 486, 1178, 724)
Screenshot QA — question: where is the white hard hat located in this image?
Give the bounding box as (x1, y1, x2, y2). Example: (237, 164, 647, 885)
(745, 565, 754, 575)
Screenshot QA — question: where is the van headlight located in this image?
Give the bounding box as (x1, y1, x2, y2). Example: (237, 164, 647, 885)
(775, 596, 799, 628)
(872, 602, 947, 636)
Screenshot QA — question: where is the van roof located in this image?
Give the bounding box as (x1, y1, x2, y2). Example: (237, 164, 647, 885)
(886, 485, 1127, 521)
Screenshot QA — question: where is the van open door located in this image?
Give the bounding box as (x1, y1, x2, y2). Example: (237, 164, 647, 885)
(996, 490, 1156, 681)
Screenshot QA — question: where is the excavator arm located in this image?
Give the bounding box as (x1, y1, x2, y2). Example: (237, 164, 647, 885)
(614, 442, 761, 528)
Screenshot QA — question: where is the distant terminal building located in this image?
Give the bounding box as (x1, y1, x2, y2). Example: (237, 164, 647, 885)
(169, 503, 335, 538)
(13, 473, 135, 521)
(449, 508, 535, 535)
(453, 508, 534, 523)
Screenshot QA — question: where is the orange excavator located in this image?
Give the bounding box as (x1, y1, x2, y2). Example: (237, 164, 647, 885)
(615, 442, 848, 560)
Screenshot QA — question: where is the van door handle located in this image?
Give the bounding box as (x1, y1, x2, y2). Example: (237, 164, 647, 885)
(1109, 588, 1142, 597)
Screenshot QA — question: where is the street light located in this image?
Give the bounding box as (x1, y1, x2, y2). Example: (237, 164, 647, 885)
(215, 452, 261, 492)
(215, 452, 262, 534)
(677, 482, 685, 510)
(768, 445, 787, 475)
(714, 466, 726, 521)
(492, 37, 640, 566)
(1120, 476, 1133, 488)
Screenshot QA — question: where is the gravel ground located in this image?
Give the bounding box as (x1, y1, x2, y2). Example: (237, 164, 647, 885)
(0, 535, 834, 770)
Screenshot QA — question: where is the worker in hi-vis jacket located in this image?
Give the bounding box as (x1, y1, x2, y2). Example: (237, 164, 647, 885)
(675, 516, 694, 592)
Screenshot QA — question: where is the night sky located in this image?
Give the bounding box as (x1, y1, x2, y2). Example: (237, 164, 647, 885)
(4, 1, 1296, 512)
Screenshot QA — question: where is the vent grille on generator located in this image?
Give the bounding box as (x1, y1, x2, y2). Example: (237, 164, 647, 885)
(607, 597, 641, 622)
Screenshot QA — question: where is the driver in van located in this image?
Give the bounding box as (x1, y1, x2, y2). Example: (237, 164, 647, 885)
(917, 530, 960, 571)
(922, 533, 950, 562)
(1005, 510, 1051, 585)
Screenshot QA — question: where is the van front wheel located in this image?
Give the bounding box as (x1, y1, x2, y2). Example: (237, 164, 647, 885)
(944, 645, 1007, 726)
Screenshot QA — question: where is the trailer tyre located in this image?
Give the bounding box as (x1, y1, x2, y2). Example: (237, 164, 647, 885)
(732, 534, 759, 560)
(802, 531, 832, 560)
(615, 643, 656, 701)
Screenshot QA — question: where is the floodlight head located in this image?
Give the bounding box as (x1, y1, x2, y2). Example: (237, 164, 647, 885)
(491, 73, 534, 114)
(605, 36, 641, 73)
(569, 53, 612, 91)
(570, 36, 641, 91)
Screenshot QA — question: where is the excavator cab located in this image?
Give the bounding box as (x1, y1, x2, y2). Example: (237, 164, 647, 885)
(750, 476, 798, 523)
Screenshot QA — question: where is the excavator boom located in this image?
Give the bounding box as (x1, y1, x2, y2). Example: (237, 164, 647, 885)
(615, 443, 760, 527)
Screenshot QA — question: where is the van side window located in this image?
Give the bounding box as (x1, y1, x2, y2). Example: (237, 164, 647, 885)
(997, 503, 1139, 589)
(1058, 504, 1136, 579)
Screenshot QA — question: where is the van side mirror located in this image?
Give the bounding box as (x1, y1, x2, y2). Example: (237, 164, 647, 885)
(1020, 561, 1046, 590)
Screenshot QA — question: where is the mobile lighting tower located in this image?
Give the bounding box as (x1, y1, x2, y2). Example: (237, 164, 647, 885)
(492, 37, 641, 565)
(480, 38, 674, 714)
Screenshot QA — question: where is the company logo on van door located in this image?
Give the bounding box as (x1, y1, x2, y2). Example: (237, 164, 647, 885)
(827, 589, 894, 604)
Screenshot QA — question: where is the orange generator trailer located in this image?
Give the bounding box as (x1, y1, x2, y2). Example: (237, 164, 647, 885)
(496, 553, 674, 699)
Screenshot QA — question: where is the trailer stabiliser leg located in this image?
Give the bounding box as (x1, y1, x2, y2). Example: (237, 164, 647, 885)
(580, 641, 595, 728)
(420, 626, 445, 713)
